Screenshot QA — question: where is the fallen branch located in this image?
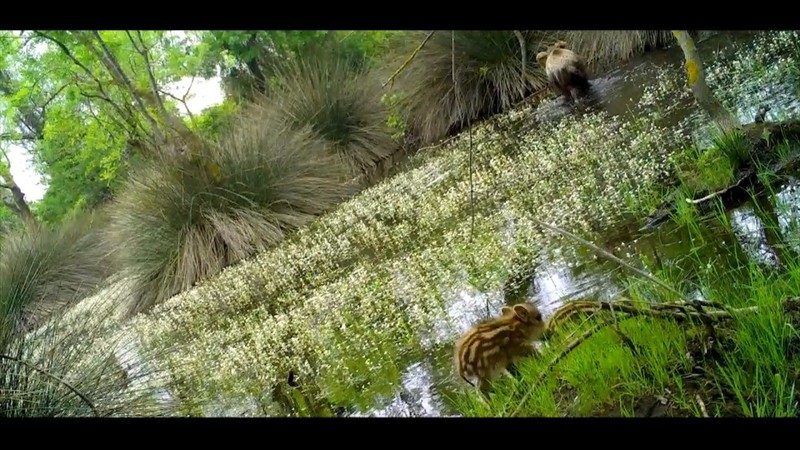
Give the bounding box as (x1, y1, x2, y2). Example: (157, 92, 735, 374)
(546, 297, 755, 332)
(685, 167, 756, 204)
(382, 31, 436, 88)
(511, 318, 616, 417)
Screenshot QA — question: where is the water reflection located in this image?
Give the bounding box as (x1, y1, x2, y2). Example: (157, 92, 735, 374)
(775, 178, 800, 253)
(730, 208, 781, 267)
(350, 361, 451, 417)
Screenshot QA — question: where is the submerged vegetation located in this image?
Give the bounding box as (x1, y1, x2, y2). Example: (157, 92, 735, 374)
(2, 30, 800, 417)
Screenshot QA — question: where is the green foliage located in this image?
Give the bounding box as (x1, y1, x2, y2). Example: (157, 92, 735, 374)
(34, 105, 124, 224)
(202, 31, 331, 100)
(381, 92, 408, 140)
(108, 109, 353, 317)
(267, 48, 398, 175)
(388, 31, 549, 147)
(332, 31, 402, 70)
(711, 127, 751, 166)
(0, 205, 21, 240)
(190, 99, 239, 141)
(0, 210, 114, 347)
(0, 31, 211, 224)
(205, 31, 398, 101)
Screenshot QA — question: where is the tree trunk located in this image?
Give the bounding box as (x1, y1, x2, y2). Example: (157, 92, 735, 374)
(244, 34, 268, 95)
(671, 30, 740, 133)
(0, 172, 37, 227)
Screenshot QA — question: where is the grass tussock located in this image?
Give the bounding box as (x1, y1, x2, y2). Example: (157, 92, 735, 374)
(1, 292, 178, 417)
(388, 30, 551, 147)
(108, 118, 353, 318)
(714, 262, 799, 417)
(267, 49, 399, 176)
(0, 210, 114, 345)
(561, 30, 676, 69)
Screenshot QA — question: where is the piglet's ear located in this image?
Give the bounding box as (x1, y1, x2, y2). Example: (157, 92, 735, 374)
(513, 304, 530, 322)
(536, 51, 548, 68)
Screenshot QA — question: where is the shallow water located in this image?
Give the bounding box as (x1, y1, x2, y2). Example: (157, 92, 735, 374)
(126, 31, 800, 417)
(328, 31, 800, 418)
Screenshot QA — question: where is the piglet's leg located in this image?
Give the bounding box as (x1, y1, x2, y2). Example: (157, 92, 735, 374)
(476, 378, 492, 404)
(520, 343, 541, 358)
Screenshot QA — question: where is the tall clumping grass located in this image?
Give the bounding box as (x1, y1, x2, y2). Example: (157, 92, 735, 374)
(267, 48, 400, 177)
(0, 212, 176, 417)
(0, 210, 114, 346)
(713, 261, 800, 417)
(1, 290, 179, 417)
(107, 115, 353, 318)
(562, 31, 675, 67)
(668, 194, 800, 417)
(387, 30, 551, 147)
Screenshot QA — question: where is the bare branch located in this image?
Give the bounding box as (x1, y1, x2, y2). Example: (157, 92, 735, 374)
(158, 89, 196, 123)
(78, 91, 146, 144)
(80, 31, 165, 144)
(127, 31, 169, 121)
(0, 146, 10, 165)
(383, 31, 436, 88)
(182, 75, 196, 102)
(41, 83, 69, 110)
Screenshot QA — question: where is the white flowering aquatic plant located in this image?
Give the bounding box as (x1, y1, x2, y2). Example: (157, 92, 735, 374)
(706, 31, 800, 127)
(126, 31, 800, 416)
